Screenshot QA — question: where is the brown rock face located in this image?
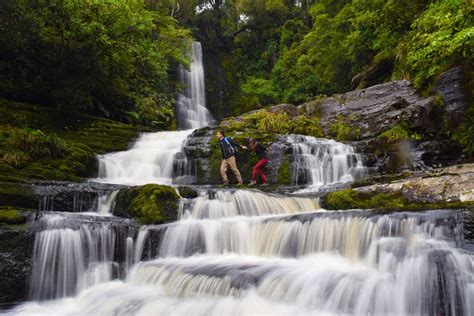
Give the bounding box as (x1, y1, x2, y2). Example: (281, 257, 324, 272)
(355, 164, 474, 204)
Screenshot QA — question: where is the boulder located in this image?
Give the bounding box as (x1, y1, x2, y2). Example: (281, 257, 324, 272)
(114, 184, 180, 224)
(0, 219, 31, 305)
(355, 164, 474, 204)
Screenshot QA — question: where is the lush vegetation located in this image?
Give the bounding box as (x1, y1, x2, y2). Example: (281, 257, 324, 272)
(164, 0, 472, 116)
(0, 0, 190, 125)
(222, 109, 323, 137)
(0, 0, 472, 122)
(0, 99, 149, 183)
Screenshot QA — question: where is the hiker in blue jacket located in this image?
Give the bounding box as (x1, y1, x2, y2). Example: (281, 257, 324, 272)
(216, 131, 246, 185)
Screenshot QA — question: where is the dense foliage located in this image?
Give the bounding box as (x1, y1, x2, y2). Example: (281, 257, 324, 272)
(0, 0, 472, 131)
(164, 0, 472, 115)
(0, 0, 190, 125)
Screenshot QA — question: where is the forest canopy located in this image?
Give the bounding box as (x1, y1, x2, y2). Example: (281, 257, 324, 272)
(0, 0, 190, 126)
(0, 0, 472, 121)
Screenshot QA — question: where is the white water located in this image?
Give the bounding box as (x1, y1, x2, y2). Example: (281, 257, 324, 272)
(14, 207, 474, 315)
(97, 191, 118, 215)
(96, 130, 193, 185)
(27, 214, 121, 301)
(9, 41, 474, 316)
(176, 41, 213, 129)
(288, 135, 366, 190)
(96, 41, 211, 185)
(179, 189, 320, 219)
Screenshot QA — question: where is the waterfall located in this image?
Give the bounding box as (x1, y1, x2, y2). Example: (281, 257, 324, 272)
(96, 130, 194, 185)
(13, 208, 473, 315)
(97, 191, 119, 215)
(178, 189, 320, 219)
(7, 41, 474, 316)
(96, 41, 212, 185)
(176, 41, 213, 129)
(288, 135, 366, 189)
(27, 213, 131, 301)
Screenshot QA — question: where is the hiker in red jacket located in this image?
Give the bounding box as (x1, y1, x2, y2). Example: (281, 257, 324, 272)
(248, 138, 269, 186)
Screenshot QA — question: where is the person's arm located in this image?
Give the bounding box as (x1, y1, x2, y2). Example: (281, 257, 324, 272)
(230, 138, 247, 150)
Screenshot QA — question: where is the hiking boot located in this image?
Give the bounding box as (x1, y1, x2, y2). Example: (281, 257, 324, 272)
(248, 180, 257, 186)
(260, 182, 268, 187)
(236, 182, 245, 187)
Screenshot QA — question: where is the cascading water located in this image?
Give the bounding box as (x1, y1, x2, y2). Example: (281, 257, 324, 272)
(96, 130, 194, 185)
(96, 41, 212, 185)
(12, 206, 474, 315)
(27, 213, 131, 301)
(175, 41, 213, 129)
(288, 135, 366, 190)
(8, 40, 474, 316)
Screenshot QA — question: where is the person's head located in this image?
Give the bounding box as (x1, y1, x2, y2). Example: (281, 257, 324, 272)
(248, 137, 257, 149)
(216, 131, 225, 140)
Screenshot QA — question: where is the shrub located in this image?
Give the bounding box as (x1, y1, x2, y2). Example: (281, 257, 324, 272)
(329, 115, 361, 141)
(1, 127, 68, 168)
(378, 124, 421, 144)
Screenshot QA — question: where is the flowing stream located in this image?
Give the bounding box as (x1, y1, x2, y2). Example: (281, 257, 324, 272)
(7, 41, 474, 315)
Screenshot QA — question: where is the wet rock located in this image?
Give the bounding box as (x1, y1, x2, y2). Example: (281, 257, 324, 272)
(0, 182, 36, 209)
(178, 186, 198, 199)
(353, 163, 474, 204)
(267, 104, 298, 118)
(0, 223, 31, 306)
(435, 66, 468, 114)
(32, 182, 125, 213)
(298, 80, 433, 139)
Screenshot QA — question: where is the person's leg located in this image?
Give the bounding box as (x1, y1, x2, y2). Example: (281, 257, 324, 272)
(253, 159, 268, 183)
(227, 156, 243, 184)
(252, 164, 259, 181)
(220, 159, 229, 184)
(259, 169, 267, 184)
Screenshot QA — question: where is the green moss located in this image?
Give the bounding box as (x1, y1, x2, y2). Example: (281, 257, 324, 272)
(0, 98, 151, 182)
(377, 124, 411, 144)
(178, 186, 198, 199)
(324, 189, 474, 210)
(329, 114, 361, 141)
(0, 207, 27, 225)
(277, 156, 292, 185)
(0, 181, 36, 208)
(115, 184, 180, 224)
(222, 109, 323, 138)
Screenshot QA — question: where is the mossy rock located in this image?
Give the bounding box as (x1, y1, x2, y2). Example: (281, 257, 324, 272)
(114, 184, 180, 224)
(178, 186, 198, 199)
(0, 222, 31, 304)
(323, 188, 474, 210)
(0, 207, 29, 225)
(277, 156, 292, 185)
(0, 182, 36, 209)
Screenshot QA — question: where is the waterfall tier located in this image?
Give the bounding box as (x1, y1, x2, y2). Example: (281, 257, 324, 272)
(176, 41, 213, 129)
(96, 130, 193, 185)
(179, 189, 320, 219)
(28, 213, 132, 301)
(12, 209, 473, 315)
(288, 135, 366, 190)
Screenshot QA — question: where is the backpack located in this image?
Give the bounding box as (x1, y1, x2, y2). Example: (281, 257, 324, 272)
(223, 137, 238, 154)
